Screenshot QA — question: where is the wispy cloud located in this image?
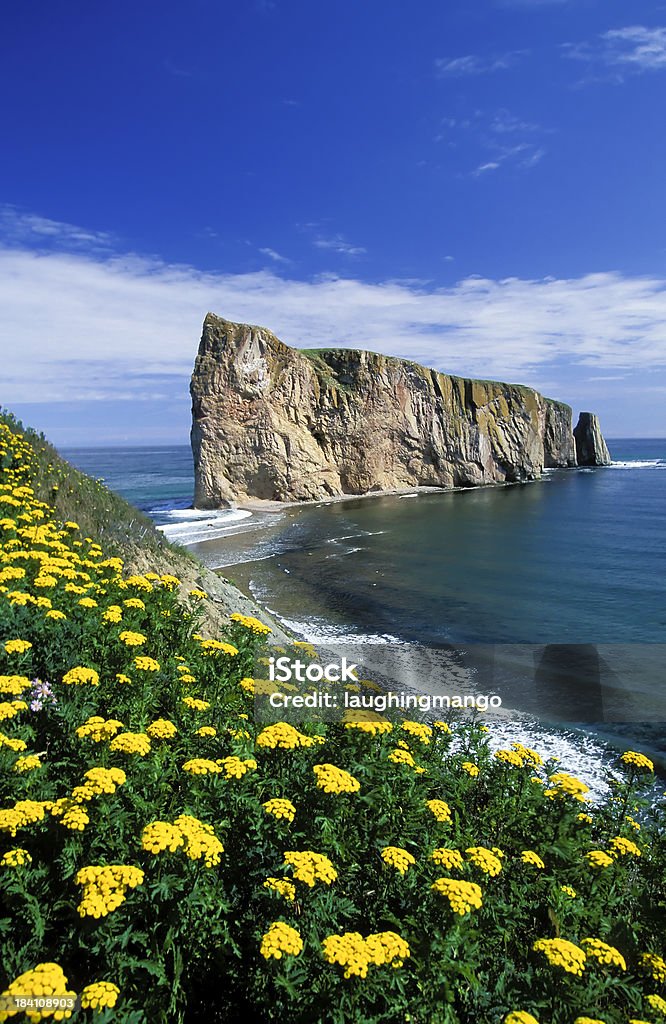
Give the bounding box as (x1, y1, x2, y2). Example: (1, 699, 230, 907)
(438, 109, 547, 177)
(313, 234, 367, 256)
(0, 206, 114, 251)
(435, 51, 526, 77)
(1, 214, 666, 412)
(564, 25, 666, 77)
(258, 247, 292, 264)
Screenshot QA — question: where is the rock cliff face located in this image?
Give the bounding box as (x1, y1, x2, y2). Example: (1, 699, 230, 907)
(191, 314, 582, 507)
(574, 412, 612, 466)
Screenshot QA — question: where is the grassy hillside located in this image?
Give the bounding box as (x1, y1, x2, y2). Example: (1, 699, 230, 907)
(0, 415, 665, 1024)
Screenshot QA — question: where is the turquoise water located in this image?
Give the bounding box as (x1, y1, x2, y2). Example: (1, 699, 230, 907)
(62, 440, 665, 647)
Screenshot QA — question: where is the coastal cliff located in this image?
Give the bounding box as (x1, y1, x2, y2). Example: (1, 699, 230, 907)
(191, 314, 583, 507)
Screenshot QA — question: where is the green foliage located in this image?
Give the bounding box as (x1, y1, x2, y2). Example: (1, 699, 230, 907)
(0, 417, 665, 1024)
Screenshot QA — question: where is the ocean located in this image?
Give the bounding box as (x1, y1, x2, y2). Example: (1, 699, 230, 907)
(62, 439, 666, 780)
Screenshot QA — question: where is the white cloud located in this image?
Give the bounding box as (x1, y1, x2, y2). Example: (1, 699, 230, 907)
(473, 162, 501, 175)
(313, 235, 367, 256)
(564, 25, 666, 75)
(1, 223, 666, 409)
(435, 52, 525, 76)
(258, 247, 292, 264)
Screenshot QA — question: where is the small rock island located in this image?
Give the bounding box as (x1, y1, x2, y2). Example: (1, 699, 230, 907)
(190, 313, 611, 507)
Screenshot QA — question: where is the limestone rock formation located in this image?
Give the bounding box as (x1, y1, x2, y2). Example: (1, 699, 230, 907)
(190, 314, 582, 507)
(573, 412, 612, 466)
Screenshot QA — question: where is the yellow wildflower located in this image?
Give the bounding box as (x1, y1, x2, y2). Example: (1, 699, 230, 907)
(263, 877, 296, 901)
(426, 799, 452, 824)
(80, 982, 120, 1011)
(533, 937, 586, 976)
(263, 798, 297, 822)
(260, 922, 303, 959)
(284, 850, 337, 887)
(581, 938, 626, 970)
(313, 763, 361, 794)
(431, 878, 483, 915)
(380, 846, 415, 874)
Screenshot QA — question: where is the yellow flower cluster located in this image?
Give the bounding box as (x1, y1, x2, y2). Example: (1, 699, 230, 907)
(284, 850, 337, 887)
(494, 749, 524, 767)
(133, 656, 160, 672)
(263, 877, 296, 901)
(641, 952, 666, 984)
(75, 864, 144, 918)
(71, 766, 126, 802)
(263, 798, 297, 822)
(0, 731, 27, 752)
(80, 982, 120, 1011)
(647, 994, 666, 1015)
(109, 731, 152, 756)
(50, 798, 89, 831)
(197, 638, 238, 656)
(466, 846, 503, 876)
(426, 799, 452, 823)
(609, 836, 641, 858)
(141, 815, 224, 866)
(544, 772, 590, 802)
(504, 1014, 540, 1024)
(313, 763, 361, 794)
(0, 799, 50, 836)
(0, 674, 30, 695)
(560, 885, 577, 898)
(401, 720, 432, 744)
(533, 938, 586, 976)
(380, 846, 416, 874)
(119, 630, 146, 647)
(196, 725, 216, 737)
(581, 938, 626, 970)
(0, 701, 23, 722)
(521, 850, 545, 869)
(146, 718, 177, 740)
(586, 850, 614, 869)
(256, 722, 322, 749)
(76, 716, 123, 742)
(4, 639, 32, 654)
(217, 756, 257, 779)
(230, 611, 272, 634)
(343, 710, 392, 734)
(62, 665, 99, 686)
(0, 963, 76, 1022)
(182, 758, 222, 775)
(260, 922, 303, 959)
(388, 747, 424, 771)
(14, 754, 42, 773)
(431, 878, 483, 914)
(431, 847, 463, 870)
(620, 750, 654, 772)
(1, 847, 32, 867)
(322, 930, 410, 978)
(102, 605, 122, 622)
(461, 761, 480, 777)
(182, 696, 210, 711)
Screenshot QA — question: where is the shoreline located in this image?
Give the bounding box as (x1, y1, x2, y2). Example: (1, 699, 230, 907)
(222, 473, 561, 515)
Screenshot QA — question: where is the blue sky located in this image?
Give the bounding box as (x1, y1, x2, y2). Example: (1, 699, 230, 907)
(2, 0, 666, 443)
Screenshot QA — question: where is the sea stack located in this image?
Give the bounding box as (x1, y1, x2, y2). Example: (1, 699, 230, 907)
(573, 412, 612, 466)
(190, 313, 585, 507)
